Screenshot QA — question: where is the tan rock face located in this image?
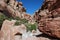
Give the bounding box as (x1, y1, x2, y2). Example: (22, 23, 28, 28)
(34, 0, 60, 38)
(0, 31, 4, 40)
(0, 20, 27, 40)
(1, 20, 16, 40)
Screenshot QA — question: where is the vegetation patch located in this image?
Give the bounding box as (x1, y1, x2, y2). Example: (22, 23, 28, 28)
(25, 23, 37, 32)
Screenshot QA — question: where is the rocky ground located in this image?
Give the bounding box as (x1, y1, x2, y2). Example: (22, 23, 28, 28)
(14, 32, 60, 40)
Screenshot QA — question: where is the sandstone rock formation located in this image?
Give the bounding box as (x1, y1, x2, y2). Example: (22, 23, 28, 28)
(0, 0, 34, 28)
(2, 0, 34, 23)
(0, 20, 27, 40)
(34, 0, 60, 38)
(0, 20, 52, 40)
(1, 0, 60, 40)
(0, 0, 29, 19)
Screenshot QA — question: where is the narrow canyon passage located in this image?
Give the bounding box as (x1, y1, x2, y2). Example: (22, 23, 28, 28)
(0, 0, 60, 40)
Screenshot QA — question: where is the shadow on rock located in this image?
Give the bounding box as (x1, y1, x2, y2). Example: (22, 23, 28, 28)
(36, 33, 60, 40)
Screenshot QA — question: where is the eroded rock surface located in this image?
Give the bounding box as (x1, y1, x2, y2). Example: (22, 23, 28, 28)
(0, 0, 33, 21)
(34, 0, 60, 38)
(1, 20, 27, 40)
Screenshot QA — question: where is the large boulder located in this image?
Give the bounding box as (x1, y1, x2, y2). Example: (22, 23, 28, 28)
(1, 20, 27, 40)
(1, 20, 16, 40)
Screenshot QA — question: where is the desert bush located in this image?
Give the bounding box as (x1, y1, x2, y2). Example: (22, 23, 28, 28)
(25, 23, 37, 32)
(14, 17, 28, 25)
(0, 13, 8, 26)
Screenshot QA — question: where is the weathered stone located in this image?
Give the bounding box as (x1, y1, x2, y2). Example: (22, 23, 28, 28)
(22, 36, 51, 40)
(39, 37, 50, 40)
(25, 36, 40, 40)
(1, 20, 27, 40)
(1, 20, 16, 40)
(34, 0, 60, 38)
(14, 2, 18, 10)
(18, 2, 23, 6)
(0, 0, 33, 22)
(0, 0, 26, 18)
(0, 31, 4, 40)
(0, 1, 7, 11)
(23, 13, 32, 20)
(9, 0, 15, 7)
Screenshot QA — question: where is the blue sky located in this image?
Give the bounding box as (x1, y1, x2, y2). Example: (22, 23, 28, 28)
(17, 0, 44, 15)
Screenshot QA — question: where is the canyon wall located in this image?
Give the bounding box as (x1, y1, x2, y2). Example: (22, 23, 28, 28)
(34, 0, 60, 38)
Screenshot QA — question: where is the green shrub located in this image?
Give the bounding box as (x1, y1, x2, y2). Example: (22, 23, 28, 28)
(0, 13, 37, 32)
(14, 17, 28, 25)
(20, 18, 28, 24)
(0, 14, 28, 26)
(0, 14, 8, 26)
(14, 21, 21, 25)
(25, 23, 37, 32)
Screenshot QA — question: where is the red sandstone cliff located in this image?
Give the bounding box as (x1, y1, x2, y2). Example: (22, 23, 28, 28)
(34, 0, 60, 38)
